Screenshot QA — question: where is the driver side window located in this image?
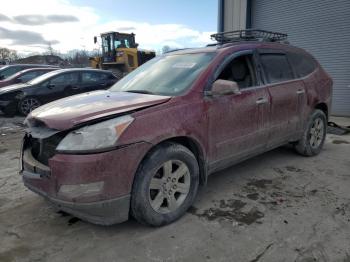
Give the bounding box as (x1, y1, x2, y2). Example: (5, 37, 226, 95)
(217, 54, 257, 89)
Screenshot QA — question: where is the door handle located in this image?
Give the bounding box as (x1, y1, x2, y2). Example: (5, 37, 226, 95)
(256, 97, 268, 105)
(296, 89, 305, 95)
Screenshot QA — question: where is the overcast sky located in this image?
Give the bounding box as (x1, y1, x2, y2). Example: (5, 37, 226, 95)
(0, 0, 218, 55)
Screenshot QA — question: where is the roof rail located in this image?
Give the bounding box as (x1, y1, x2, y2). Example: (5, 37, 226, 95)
(163, 48, 192, 54)
(211, 29, 288, 44)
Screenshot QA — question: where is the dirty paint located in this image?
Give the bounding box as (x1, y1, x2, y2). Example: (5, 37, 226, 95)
(21, 41, 332, 225)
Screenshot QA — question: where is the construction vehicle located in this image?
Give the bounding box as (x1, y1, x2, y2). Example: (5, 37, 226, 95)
(89, 32, 156, 79)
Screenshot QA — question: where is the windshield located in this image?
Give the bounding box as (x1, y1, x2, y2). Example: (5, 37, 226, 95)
(27, 70, 62, 85)
(109, 52, 215, 96)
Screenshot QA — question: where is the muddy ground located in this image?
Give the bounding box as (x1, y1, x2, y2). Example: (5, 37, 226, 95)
(0, 115, 349, 262)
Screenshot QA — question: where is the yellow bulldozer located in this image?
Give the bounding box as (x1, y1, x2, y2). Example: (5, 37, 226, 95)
(89, 32, 156, 79)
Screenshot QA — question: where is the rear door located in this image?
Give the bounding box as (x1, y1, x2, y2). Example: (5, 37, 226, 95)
(258, 49, 307, 146)
(207, 50, 271, 172)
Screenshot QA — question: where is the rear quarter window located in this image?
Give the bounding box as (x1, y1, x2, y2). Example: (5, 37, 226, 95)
(260, 53, 294, 84)
(288, 52, 317, 78)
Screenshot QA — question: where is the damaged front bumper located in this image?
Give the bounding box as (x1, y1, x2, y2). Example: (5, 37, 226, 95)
(20, 137, 152, 225)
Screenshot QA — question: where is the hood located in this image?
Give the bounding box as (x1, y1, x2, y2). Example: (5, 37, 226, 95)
(27, 90, 171, 130)
(0, 83, 29, 93)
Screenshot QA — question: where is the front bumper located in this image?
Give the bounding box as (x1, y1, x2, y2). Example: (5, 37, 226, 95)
(20, 139, 152, 225)
(24, 180, 130, 225)
(0, 100, 14, 112)
(0, 100, 11, 107)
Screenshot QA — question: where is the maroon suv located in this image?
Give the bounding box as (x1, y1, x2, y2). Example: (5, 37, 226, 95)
(20, 32, 332, 226)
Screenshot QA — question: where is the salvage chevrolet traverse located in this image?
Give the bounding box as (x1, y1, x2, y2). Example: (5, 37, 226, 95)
(20, 30, 332, 226)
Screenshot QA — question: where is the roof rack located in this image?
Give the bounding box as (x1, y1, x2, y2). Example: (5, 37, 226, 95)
(211, 29, 288, 44)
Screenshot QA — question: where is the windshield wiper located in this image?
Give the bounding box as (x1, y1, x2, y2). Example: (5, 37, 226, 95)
(125, 90, 154, 95)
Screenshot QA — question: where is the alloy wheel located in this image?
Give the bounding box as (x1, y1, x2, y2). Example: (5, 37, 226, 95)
(20, 98, 40, 115)
(149, 160, 191, 214)
(309, 117, 325, 149)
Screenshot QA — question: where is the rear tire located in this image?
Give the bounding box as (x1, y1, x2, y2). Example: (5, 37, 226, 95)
(295, 109, 327, 156)
(131, 142, 199, 226)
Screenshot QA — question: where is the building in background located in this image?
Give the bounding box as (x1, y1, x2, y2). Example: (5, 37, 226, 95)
(218, 0, 350, 116)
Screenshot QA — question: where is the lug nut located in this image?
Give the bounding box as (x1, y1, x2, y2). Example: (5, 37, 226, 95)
(172, 178, 176, 182)
(167, 177, 171, 182)
(173, 185, 177, 189)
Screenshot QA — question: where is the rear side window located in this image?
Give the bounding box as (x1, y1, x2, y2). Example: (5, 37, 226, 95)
(18, 71, 40, 82)
(82, 72, 111, 83)
(288, 52, 317, 78)
(82, 72, 101, 83)
(260, 54, 294, 84)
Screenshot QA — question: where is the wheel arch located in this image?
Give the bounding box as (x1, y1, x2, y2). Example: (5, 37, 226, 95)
(138, 136, 208, 186)
(315, 102, 328, 119)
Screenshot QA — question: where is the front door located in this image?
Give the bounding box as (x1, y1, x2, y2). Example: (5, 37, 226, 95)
(207, 51, 270, 172)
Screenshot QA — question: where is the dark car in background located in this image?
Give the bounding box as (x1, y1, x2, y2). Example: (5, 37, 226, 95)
(0, 64, 58, 80)
(0, 68, 118, 115)
(0, 68, 58, 88)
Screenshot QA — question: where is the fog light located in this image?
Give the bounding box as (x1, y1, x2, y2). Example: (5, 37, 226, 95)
(58, 181, 104, 199)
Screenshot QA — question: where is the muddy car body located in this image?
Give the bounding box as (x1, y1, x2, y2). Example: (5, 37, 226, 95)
(20, 40, 332, 226)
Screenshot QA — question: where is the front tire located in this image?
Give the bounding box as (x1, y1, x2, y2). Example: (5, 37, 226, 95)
(295, 109, 327, 156)
(131, 142, 199, 226)
(18, 97, 41, 116)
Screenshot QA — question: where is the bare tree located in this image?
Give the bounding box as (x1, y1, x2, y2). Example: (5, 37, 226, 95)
(0, 47, 19, 63)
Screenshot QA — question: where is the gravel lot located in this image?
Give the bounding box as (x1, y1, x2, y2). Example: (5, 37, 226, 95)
(0, 115, 349, 262)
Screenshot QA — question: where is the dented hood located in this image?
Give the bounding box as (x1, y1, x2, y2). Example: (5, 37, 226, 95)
(27, 90, 170, 130)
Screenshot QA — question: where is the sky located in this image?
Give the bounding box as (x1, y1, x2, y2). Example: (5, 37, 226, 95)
(0, 0, 218, 55)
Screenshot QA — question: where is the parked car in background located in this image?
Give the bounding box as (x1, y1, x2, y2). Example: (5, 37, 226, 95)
(0, 68, 58, 88)
(0, 64, 58, 80)
(0, 68, 118, 115)
(20, 30, 332, 227)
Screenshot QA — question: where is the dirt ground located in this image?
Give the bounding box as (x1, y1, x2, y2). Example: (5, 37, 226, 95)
(0, 115, 349, 262)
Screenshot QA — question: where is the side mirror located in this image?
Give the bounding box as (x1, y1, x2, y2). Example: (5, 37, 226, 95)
(94, 36, 97, 44)
(209, 79, 241, 96)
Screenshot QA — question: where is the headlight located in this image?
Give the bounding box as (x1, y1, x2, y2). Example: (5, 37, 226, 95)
(56, 115, 134, 152)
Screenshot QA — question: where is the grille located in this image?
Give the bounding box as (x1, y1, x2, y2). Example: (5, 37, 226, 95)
(27, 134, 63, 165)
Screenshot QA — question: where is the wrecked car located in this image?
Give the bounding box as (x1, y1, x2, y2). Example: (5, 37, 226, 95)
(20, 30, 332, 226)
